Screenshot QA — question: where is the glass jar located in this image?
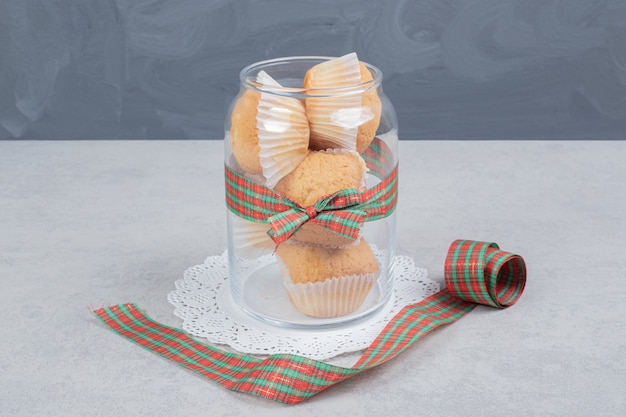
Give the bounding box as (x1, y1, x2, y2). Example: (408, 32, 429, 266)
(224, 55, 398, 328)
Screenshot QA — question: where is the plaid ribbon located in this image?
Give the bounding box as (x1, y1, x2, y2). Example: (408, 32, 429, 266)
(361, 136, 395, 179)
(93, 239, 526, 405)
(225, 164, 398, 247)
(225, 137, 397, 246)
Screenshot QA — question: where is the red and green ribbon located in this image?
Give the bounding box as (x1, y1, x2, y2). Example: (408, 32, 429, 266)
(225, 137, 398, 246)
(93, 239, 526, 405)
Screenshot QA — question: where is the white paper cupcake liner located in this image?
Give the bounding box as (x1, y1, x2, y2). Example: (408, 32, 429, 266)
(230, 215, 275, 259)
(306, 99, 360, 151)
(281, 271, 379, 318)
(304, 53, 363, 152)
(256, 71, 309, 188)
(304, 52, 361, 88)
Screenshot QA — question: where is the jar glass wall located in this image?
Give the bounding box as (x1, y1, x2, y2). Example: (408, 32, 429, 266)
(224, 55, 398, 328)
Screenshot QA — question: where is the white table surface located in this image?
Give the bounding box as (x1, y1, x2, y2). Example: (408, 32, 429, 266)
(1, 140, 625, 417)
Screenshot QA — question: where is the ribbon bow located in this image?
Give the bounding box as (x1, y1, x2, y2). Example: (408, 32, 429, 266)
(224, 164, 398, 246)
(266, 188, 367, 245)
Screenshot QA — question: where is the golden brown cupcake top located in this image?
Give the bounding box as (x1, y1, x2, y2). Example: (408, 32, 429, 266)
(274, 150, 366, 207)
(276, 239, 379, 284)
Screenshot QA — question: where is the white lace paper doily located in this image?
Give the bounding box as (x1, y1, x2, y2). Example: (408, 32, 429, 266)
(167, 252, 439, 366)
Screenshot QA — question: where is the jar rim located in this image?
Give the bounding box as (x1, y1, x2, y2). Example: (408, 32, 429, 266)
(239, 55, 382, 98)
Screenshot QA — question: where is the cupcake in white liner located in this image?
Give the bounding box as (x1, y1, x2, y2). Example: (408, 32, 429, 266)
(274, 148, 368, 247)
(229, 71, 309, 186)
(276, 239, 380, 318)
(303, 52, 381, 153)
(229, 215, 274, 259)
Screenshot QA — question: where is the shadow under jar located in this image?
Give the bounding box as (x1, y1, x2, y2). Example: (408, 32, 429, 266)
(224, 54, 398, 329)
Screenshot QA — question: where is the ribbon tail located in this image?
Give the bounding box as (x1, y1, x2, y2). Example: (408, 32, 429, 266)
(92, 240, 526, 405)
(353, 290, 476, 369)
(313, 210, 366, 241)
(92, 303, 359, 405)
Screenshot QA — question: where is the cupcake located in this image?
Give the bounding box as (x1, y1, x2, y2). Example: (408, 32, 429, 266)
(229, 71, 309, 187)
(303, 53, 382, 153)
(273, 149, 367, 247)
(276, 239, 380, 318)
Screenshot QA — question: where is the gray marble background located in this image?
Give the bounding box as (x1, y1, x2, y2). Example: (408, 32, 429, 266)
(1, 0, 626, 140)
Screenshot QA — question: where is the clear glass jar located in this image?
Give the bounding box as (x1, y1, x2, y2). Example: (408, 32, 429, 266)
(224, 55, 398, 328)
